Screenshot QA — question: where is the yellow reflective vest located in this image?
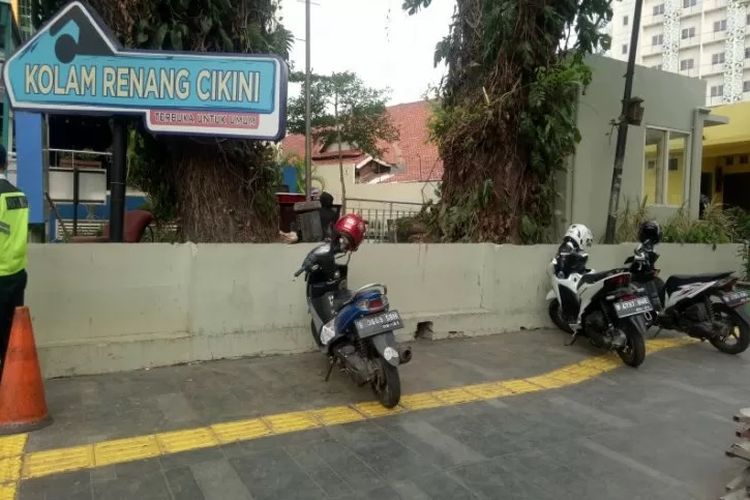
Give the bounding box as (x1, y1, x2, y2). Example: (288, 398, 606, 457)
(0, 176, 29, 277)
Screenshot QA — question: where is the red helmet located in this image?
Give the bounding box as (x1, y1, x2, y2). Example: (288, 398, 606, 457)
(334, 213, 367, 250)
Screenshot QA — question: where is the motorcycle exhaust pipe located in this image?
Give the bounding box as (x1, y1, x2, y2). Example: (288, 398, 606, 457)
(397, 346, 412, 364)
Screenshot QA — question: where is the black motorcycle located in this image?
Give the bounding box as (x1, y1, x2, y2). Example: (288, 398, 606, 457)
(625, 242, 750, 354)
(295, 242, 411, 408)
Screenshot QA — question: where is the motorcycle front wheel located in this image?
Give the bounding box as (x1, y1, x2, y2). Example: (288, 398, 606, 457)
(548, 299, 574, 334)
(371, 357, 401, 408)
(617, 322, 646, 367)
(709, 304, 750, 355)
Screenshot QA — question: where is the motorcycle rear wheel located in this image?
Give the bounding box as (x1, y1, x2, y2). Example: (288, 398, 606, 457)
(371, 357, 401, 408)
(617, 323, 646, 367)
(709, 305, 750, 355)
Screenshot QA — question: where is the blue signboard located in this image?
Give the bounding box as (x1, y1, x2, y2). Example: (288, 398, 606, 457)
(3, 1, 288, 140)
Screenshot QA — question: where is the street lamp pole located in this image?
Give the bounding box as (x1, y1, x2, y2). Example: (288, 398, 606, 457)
(604, 0, 644, 243)
(304, 0, 312, 200)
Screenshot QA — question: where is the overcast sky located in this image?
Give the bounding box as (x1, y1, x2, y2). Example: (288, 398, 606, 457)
(281, 0, 455, 105)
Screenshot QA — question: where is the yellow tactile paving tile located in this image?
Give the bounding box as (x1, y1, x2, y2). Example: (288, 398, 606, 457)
(264, 411, 320, 434)
(500, 379, 544, 394)
(398, 392, 445, 410)
(432, 387, 483, 405)
(312, 406, 366, 426)
(525, 375, 569, 389)
(0, 483, 16, 500)
(22, 445, 94, 479)
(211, 418, 271, 444)
(94, 435, 160, 467)
(11, 337, 695, 482)
(156, 428, 219, 454)
(0, 434, 27, 459)
(0, 456, 21, 484)
(353, 401, 404, 418)
(463, 382, 514, 399)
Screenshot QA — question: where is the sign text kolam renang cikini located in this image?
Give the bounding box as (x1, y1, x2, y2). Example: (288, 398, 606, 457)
(24, 63, 262, 103)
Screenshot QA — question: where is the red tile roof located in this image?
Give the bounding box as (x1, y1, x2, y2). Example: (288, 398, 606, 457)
(281, 100, 443, 183)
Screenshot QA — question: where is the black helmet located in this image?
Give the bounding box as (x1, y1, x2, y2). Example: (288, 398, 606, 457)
(638, 220, 661, 245)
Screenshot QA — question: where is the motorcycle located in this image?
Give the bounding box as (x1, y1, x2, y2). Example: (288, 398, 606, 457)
(294, 242, 411, 408)
(546, 251, 651, 367)
(624, 241, 750, 354)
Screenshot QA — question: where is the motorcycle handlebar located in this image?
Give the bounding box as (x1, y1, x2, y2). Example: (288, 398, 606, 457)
(294, 268, 304, 278)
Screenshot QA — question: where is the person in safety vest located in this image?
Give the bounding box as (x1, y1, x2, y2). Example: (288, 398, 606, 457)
(0, 145, 28, 377)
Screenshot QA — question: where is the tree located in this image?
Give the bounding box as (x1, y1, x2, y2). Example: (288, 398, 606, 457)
(33, 0, 293, 242)
(287, 72, 398, 213)
(403, 0, 612, 243)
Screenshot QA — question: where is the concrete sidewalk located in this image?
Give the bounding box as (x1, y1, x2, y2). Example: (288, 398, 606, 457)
(10, 328, 750, 499)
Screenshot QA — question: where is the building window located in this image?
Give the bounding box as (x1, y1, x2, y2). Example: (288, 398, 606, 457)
(653, 4, 665, 15)
(681, 27, 696, 39)
(643, 129, 689, 206)
(740, 155, 749, 164)
(624, 15, 629, 25)
(622, 43, 629, 54)
(746, 47, 750, 59)
(744, 81, 750, 93)
(714, 19, 727, 32)
(683, 0, 697, 7)
(747, 13, 750, 25)
(680, 58, 695, 70)
(712, 53, 726, 65)
(652, 34, 664, 46)
(710, 85, 724, 97)
(653, 64, 664, 70)
(726, 156, 734, 166)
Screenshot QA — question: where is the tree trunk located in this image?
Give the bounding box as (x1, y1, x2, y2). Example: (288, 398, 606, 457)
(167, 139, 278, 242)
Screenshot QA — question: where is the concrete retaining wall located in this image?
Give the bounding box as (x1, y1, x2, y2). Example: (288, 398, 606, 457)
(25, 243, 744, 377)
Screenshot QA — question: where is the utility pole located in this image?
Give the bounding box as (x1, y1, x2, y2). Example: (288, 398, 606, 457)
(304, 0, 313, 200)
(604, 0, 644, 243)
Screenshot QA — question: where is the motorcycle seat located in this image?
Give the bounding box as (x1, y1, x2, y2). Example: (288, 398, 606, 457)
(331, 290, 354, 312)
(665, 272, 732, 293)
(577, 269, 622, 288)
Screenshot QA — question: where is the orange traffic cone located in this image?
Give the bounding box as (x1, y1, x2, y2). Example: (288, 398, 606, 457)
(0, 307, 51, 435)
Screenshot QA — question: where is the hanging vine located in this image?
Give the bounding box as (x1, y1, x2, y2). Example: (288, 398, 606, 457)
(404, 0, 612, 243)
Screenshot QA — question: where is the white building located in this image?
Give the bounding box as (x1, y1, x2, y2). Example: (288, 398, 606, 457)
(608, 0, 750, 105)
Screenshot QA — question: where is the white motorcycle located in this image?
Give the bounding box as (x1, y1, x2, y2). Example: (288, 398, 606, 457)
(546, 252, 651, 367)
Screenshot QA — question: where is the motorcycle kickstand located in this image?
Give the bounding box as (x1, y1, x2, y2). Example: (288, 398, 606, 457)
(565, 332, 579, 346)
(324, 357, 335, 382)
(652, 327, 663, 338)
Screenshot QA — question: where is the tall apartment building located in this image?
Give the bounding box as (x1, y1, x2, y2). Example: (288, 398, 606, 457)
(609, 0, 750, 105)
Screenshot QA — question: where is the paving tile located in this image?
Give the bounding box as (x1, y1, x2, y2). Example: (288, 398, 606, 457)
(190, 459, 252, 500)
(164, 467, 205, 500)
(19, 470, 92, 500)
(325, 422, 441, 482)
(309, 439, 385, 492)
(91, 470, 171, 500)
(394, 471, 478, 500)
(284, 442, 353, 498)
(159, 448, 225, 471)
(229, 447, 327, 500)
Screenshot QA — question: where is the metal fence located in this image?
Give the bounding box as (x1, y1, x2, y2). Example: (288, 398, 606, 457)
(348, 197, 425, 243)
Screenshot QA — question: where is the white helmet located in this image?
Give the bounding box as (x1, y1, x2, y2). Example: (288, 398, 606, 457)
(564, 224, 593, 251)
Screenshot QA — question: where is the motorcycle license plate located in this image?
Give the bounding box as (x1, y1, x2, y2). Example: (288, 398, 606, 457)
(355, 310, 403, 338)
(613, 296, 653, 318)
(722, 290, 750, 307)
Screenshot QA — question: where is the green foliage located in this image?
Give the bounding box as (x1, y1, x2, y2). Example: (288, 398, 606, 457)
(616, 199, 742, 245)
(287, 72, 399, 159)
(405, 0, 612, 243)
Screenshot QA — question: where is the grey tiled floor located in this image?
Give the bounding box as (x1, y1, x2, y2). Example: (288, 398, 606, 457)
(19, 329, 750, 499)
